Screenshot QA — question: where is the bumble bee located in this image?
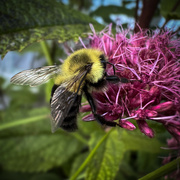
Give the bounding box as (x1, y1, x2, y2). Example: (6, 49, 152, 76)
(11, 48, 125, 133)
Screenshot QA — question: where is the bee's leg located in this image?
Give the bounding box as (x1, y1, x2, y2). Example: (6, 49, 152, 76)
(83, 85, 117, 127)
(106, 74, 142, 84)
(105, 75, 130, 83)
(93, 114, 117, 127)
(105, 75, 120, 83)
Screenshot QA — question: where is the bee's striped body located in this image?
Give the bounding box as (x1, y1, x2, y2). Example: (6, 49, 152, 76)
(11, 48, 121, 132)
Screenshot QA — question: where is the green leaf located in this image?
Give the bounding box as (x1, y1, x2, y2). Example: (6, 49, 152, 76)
(0, 107, 83, 172)
(70, 152, 88, 177)
(70, 129, 112, 180)
(136, 152, 163, 176)
(90, 5, 135, 24)
(0, 133, 82, 172)
(30, 173, 60, 180)
(88, 131, 106, 150)
(120, 130, 164, 153)
(160, 0, 180, 19)
(0, 107, 50, 137)
(139, 157, 180, 180)
(86, 129, 125, 180)
(0, 114, 48, 131)
(0, 0, 103, 58)
(0, 172, 61, 180)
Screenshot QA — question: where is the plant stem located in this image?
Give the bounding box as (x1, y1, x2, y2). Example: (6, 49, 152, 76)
(134, 0, 160, 32)
(139, 157, 180, 180)
(70, 132, 88, 145)
(70, 128, 114, 180)
(40, 41, 53, 65)
(0, 114, 48, 131)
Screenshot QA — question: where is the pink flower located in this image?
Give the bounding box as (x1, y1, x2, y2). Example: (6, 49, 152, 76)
(81, 24, 180, 139)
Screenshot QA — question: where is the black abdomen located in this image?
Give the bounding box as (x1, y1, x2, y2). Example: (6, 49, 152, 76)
(61, 95, 81, 132)
(50, 84, 82, 132)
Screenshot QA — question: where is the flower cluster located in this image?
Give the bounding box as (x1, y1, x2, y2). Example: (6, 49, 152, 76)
(81, 24, 180, 141)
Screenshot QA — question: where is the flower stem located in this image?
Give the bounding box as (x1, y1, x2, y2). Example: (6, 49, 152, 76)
(138, 157, 180, 180)
(0, 114, 48, 131)
(70, 132, 88, 145)
(70, 128, 114, 180)
(40, 41, 53, 65)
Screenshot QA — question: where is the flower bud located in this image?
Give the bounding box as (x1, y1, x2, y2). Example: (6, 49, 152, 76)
(137, 120, 154, 138)
(82, 113, 95, 121)
(149, 86, 160, 96)
(147, 110, 158, 118)
(119, 120, 136, 130)
(80, 105, 91, 112)
(150, 101, 173, 112)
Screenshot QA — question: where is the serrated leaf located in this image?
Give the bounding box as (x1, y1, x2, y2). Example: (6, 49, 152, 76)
(0, 107, 49, 138)
(0, 0, 103, 58)
(86, 129, 125, 180)
(0, 132, 83, 172)
(120, 130, 163, 153)
(160, 0, 180, 19)
(0, 107, 83, 172)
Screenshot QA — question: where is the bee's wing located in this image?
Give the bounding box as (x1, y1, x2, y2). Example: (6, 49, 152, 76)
(50, 65, 91, 133)
(50, 85, 78, 132)
(10, 65, 60, 87)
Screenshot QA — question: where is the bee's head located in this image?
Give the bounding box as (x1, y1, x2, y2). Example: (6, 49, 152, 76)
(99, 54, 116, 75)
(99, 54, 107, 70)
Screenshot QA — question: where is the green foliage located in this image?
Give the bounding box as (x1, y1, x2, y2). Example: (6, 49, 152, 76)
(160, 0, 180, 19)
(83, 129, 164, 180)
(0, 107, 83, 172)
(120, 130, 163, 153)
(139, 158, 180, 180)
(70, 152, 88, 176)
(86, 129, 125, 180)
(0, 0, 103, 58)
(0, 133, 83, 172)
(69, 0, 92, 10)
(90, 5, 135, 24)
(0, 172, 61, 180)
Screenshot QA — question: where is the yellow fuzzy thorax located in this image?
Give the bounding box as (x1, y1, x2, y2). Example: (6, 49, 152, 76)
(54, 49, 105, 87)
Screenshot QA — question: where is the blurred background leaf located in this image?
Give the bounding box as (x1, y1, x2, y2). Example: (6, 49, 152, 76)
(0, 107, 84, 172)
(160, 0, 180, 19)
(90, 5, 135, 24)
(0, 0, 103, 58)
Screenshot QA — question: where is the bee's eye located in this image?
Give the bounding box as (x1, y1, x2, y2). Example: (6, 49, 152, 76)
(99, 54, 106, 69)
